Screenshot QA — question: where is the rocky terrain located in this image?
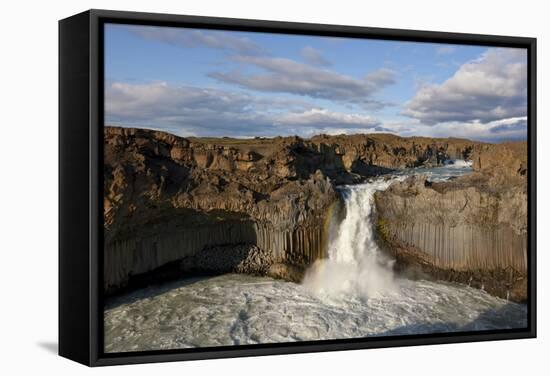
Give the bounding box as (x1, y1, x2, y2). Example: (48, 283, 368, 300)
(374, 142, 528, 301)
(103, 126, 480, 293)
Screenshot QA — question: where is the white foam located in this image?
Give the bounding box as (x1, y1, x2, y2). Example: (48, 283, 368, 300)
(303, 178, 405, 299)
(446, 159, 473, 168)
(104, 274, 527, 352)
(103, 162, 523, 353)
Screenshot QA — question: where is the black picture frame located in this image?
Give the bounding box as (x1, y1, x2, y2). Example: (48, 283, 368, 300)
(59, 9, 537, 367)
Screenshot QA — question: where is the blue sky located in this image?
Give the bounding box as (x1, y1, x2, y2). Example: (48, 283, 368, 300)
(104, 23, 528, 142)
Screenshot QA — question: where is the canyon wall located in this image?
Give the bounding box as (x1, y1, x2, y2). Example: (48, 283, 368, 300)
(104, 127, 336, 292)
(104, 126, 478, 293)
(375, 142, 528, 301)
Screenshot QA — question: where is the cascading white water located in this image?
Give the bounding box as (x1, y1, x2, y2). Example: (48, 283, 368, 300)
(444, 159, 473, 168)
(304, 160, 473, 298)
(303, 177, 404, 299)
(104, 162, 527, 351)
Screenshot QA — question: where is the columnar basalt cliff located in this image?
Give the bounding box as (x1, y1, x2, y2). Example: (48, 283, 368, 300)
(104, 126, 479, 293)
(374, 142, 528, 301)
(104, 128, 335, 292)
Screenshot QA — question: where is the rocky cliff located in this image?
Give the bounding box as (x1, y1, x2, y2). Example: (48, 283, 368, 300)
(104, 127, 334, 292)
(375, 142, 528, 301)
(104, 126, 479, 293)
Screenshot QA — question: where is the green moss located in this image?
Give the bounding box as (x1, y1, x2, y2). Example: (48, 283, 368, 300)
(377, 218, 391, 243)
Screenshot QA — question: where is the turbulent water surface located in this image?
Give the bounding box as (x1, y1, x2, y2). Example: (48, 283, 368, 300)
(104, 161, 527, 352)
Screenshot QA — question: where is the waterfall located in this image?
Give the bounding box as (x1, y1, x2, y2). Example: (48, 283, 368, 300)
(444, 159, 473, 168)
(303, 178, 402, 299)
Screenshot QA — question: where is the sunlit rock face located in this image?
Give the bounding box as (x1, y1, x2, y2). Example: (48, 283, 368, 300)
(104, 127, 336, 293)
(103, 126, 483, 294)
(374, 142, 528, 302)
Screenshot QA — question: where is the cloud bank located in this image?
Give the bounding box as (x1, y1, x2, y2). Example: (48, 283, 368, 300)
(403, 48, 527, 125)
(105, 81, 386, 137)
(124, 25, 265, 55)
(209, 56, 396, 109)
(108, 25, 528, 142)
(300, 46, 331, 67)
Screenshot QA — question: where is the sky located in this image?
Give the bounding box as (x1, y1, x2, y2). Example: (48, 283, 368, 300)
(104, 23, 528, 142)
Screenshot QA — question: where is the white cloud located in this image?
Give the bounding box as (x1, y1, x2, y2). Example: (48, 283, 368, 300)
(105, 81, 385, 138)
(276, 108, 381, 128)
(393, 116, 527, 142)
(106, 80, 526, 142)
(123, 25, 265, 55)
(402, 48, 527, 125)
(300, 46, 331, 66)
(209, 56, 396, 109)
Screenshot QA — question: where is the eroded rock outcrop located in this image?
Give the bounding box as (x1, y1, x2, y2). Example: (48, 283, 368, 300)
(104, 126, 481, 294)
(104, 127, 335, 293)
(375, 142, 528, 301)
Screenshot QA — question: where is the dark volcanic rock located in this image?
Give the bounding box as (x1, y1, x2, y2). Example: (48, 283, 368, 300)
(179, 244, 273, 275)
(374, 142, 528, 302)
(103, 126, 482, 293)
(104, 127, 338, 292)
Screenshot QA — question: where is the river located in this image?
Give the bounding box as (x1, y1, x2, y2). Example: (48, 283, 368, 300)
(104, 161, 527, 352)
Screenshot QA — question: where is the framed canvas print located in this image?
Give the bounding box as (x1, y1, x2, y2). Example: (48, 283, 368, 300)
(59, 9, 536, 366)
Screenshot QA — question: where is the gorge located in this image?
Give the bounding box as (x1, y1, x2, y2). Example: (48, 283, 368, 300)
(104, 126, 527, 301)
(103, 126, 528, 351)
